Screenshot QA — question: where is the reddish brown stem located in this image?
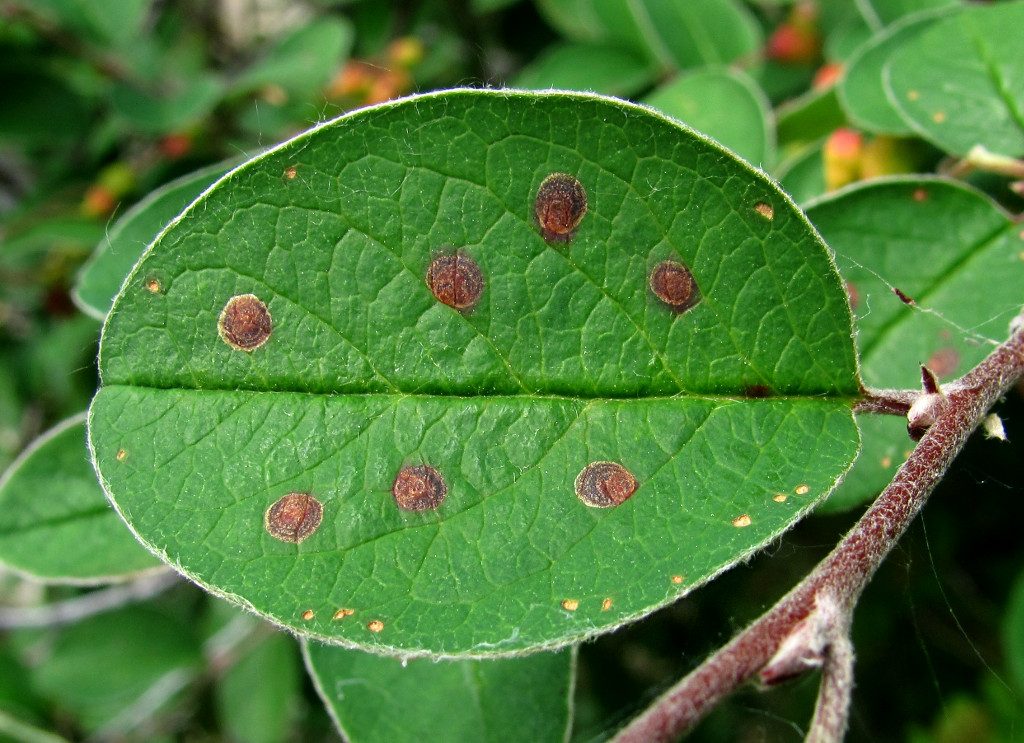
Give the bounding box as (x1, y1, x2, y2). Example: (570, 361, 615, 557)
(612, 316, 1024, 743)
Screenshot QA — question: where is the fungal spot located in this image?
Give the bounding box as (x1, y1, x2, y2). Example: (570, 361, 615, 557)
(772, 493, 787, 503)
(116, 449, 127, 462)
(903, 449, 912, 459)
(795, 484, 810, 495)
(145, 278, 162, 293)
(913, 188, 928, 202)
(575, 461, 638, 508)
(218, 294, 272, 352)
(932, 111, 946, 124)
(367, 620, 384, 633)
(301, 610, 315, 620)
(754, 201, 774, 220)
(670, 575, 684, 585)
(264, 492, 323, 544)
(650, 260, 700, 314)
(535, 172, 587, 243)
(927, 347, 960, 378)
(732, 514, 752, 528)
(744, 384, 771, 398)
(392, 464, 447, 511)
(425, 254, 483, 311)
(893, 287, 915, 305)
(282, 166, 298, 180)
(880, 456, 892, 469)
(333, 608, 355, 620)
(602, 598, 613, 611)
(908, 90, 920, 101)
(561, 599, 579, 612)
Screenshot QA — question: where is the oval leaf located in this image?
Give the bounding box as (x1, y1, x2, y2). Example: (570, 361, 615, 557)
(89, 89, 860, 656)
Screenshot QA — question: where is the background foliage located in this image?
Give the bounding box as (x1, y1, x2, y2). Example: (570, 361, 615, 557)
(1, 0, 1023, 741)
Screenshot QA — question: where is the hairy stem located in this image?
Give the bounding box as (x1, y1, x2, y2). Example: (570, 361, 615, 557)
(612, 316, 1024, 743)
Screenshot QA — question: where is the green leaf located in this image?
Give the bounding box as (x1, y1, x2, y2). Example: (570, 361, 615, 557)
(534, 0, 761, 71)
(838, 7, 955, 135)
(90, 89, 861, 656)
(215, 632, 300, 743)
(74, 161, 235, 321)
(642, 68, 775, 168)
(30, 605, 202, 734)
(856, 0, 962, 30)
(776, 86, 846, 150)
(304, 642, 575, 743)
(111, 74, 222, 135)
(1004, 565, 1024, 697)
(28, 0, 152, 46)
(513, 43, 657, 98)
(776, 141, 826, 205)
(807, 177, 1024, 510)
(0, 414, 160, 583)
(884, 2, 1024, 157)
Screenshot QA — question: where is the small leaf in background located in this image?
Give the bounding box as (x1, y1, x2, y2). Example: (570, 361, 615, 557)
(534, 0, 761, 71)
(26, 0, 153, 47)
(838, 8, 956, 135)
(28, 605, 202, 735)
(304, 642, 575, 743)
(110, 75, 223, 136)
(642, 67, 776, 168)
(215, 632, 301, 743)
(90, 89, 861, 656)
(856, 0, 963, 30)
(776, 141, 826, 205)
(513, 43, 657, 98)
(776, 85, 846, 152)
(885, 2, 1024, 157)
(0, 414, 161, 582)
(74, 161, 235, 320)
(808, 177, 1023, 510)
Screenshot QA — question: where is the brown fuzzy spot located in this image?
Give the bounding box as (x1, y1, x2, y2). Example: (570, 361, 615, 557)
(426, 254, 483, 311)
(744, 384, 771, 398)
(333, 608, 355, 620)
(575, 461, 638, 508)
(754, 201, 774, 220)
(535, 173, 587, 243)
(561, 599, 579, 611)
(219, 294, 272, 352)
(650, 260, 700, 313)
(732, 514, 752, 527)
(913, 188, 928, 202)
(301, 610, 315, 620)
(265, 492, 323, 544)
(283, 166, 298, 180)
(367, 620, 384, 632)
(392, 465, 447, 511)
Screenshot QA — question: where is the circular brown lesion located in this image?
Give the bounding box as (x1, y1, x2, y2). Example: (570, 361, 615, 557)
(264, 492, 323, 544)
(426, 254, 483, 311)
(575, 461, 638, 508)
(392, 464, 447, 511)
(650, 260, 700, 314)
(218, 294, 272, 351)
(535, 173, 588, 243)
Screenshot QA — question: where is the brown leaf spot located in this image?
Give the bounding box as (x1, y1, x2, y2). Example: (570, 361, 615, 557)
(145, 278, 163, 294)
(754, 201, 774, 220)
(426, 254, 483, 311)
(333, 608, 355, 620)
(535, 173, 587, 243)
(908, 90, 920, 101)
(301, 610, 315, 620)
(893, 287, 915, 305)
(561, 599, 579, 611)
(265, 492, 323, 544)
(601, 598, 613, 610)
(392, 464, 447, 511)
(367, 620, 384, 632)
(913, 188, 928, 202)
(116, 449, 127, 462)
(732, 514, 752, 527)
(773, 493, 787, 503)
(932, 111, 946, 124)
(650, 260, 700, 314)
(283, 166, 298, 180)
(880, 456, 892, 468)
(575, 461, 638, 508)
(670, 575, 684, 585)
(927, 347, 960, 378)
(795, 484, 810, 495)
(744, 384, 771, 398)
(219, 294, 272, 352)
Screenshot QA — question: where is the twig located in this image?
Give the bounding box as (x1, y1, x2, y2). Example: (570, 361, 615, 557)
(612, 311, 1024, 743)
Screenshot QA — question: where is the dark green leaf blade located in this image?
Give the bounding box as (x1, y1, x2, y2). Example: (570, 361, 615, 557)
(90, 89, 860, 655)
(0, 414, 160, 582)
(304, 641, 575, 743)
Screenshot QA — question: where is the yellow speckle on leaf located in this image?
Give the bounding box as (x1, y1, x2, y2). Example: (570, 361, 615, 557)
(732, 514, 752, 528)
(561, 599, 579, 611)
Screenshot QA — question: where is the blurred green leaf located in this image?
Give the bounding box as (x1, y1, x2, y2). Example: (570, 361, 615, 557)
(30, 605, 201, 734)
(776, 85, 845, 149)
(89, 89, 861, 656)
(808, 177, 1023, 509)
(643, 67, 775, 168)
(216, 632, 300, 743)
(856, 0, 962, 29)
(885, 2, 1024, 157)
(1005, 565, 1024, 697)
(0, 413, 160, 582)
(74, 161, 235, 320)
(776, 140, 825, 205)
(304, 642, 575, 743)
(0, 67, 91, 147)
(110, 75, 223, 135)
(26, 0, 152, 46)
(513, 43, 657, 98)
(534, 0, 761, 71)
